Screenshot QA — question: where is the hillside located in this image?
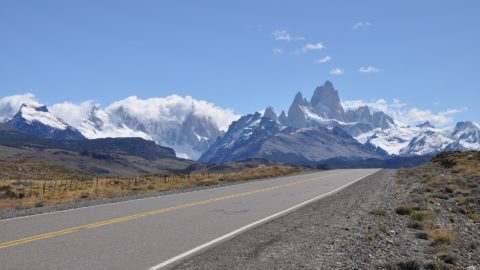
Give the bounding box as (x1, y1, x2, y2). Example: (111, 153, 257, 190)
(0, 128, 198, 176)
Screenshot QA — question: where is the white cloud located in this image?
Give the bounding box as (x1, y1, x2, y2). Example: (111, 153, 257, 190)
(271, 30, 304, 41)
(0, 93, 41, 122)
(342, 99, 390, 113)
(342, 98, 466, 127)
(359, 66, 380, 73)
(330, 68, 344, 75)
(273, 48, 284, 55)
(49, 101, 96, 128)
(106, 95, 239, 131)
(353, 22, 372, 30)
(0, 93, 239, 133)
(301, 42, 325, 53)
(315, 56, 332, 64)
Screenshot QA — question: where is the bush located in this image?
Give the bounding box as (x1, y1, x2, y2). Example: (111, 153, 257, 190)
(34, 201, 44, 208)
(0, 185, 17, 198)
(427, 228, 454, 246)
(409, 210, 431, 222)
(396, 205, 414, 215)
(370, 208, 387, 217)
(416, 232, 429, 240)
(397, 260, 422, 270)
(444, 184, 458, 193)
(439, 253, 457, 264)
(408, 221, 424, 230)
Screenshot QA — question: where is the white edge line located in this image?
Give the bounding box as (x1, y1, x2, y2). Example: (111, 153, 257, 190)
(148, 169, 382, 270)
(0, 171, 325, 223)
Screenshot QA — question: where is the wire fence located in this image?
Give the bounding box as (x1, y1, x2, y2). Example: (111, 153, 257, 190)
(0, 172, 228, 198)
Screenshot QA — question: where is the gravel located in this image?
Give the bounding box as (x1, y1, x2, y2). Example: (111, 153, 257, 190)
(171, 169, 479, 270)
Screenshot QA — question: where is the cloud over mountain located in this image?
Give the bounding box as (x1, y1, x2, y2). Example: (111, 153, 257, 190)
(0, 93, 40, 122)
(342, 98, 466, 127)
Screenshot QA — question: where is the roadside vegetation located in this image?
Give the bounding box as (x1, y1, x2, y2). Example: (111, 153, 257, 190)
(0, 160, 310, 212)
(391, 151, 479, 269)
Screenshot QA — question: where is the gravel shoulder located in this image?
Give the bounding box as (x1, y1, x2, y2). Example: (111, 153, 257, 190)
(171, 169, 479, 270)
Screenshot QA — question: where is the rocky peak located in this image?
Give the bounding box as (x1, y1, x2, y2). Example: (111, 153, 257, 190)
(263, 106, 278, 121)
(84, 106, 104, 130)
(34, 105, 49, 113)
(372, 111, 395, 129)
(287, 92, 308, 128)
(7, 103, 85, 140)
(416, 121, 435, 129)
(451, 121, 480, 142)
(291, 92, 308, 107)
(278, 110, 287, 125)
(453, 121, 478, 131)
(310, 81, 344, 120)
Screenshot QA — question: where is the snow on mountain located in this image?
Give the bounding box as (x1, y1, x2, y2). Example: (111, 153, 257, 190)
(355, 125, 418, 155)
(199, 112, 384, 164)
(103, 95, 237, 159)
(399, 129, 453, 156)
(7, 104, 85, 140)
(356, 121, 456, 156)
(448, 121, 480, 151)
(18, 104, 69, 130)
(0, 84, 478, 161)
(285, 81, 394, 135)
(78, 106, 152, 141)
(0, 93, 238, 160)
(0, 93, 40, 122)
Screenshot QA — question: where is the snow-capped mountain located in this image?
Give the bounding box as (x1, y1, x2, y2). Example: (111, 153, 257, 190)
(358, 120, 480, 156)
(0, 93, 41, 122)
(448, 121, 480, 151)
(104, 96, 229, 159)
(284, 81, 394, 136)
(0, 94, 238, 160)
(0, 82, 478, 162)
(199, 111, 385, 164)
(7, 104, 85, 140)
(78, 106, 152, 141)
(399, 129, 453, 156)
(201, 81, 479, 163)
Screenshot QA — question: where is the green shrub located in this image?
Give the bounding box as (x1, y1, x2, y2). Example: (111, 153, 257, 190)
(396, 205, 414, 215)
(370, 208, 387, 217)
(397, 260, 422, 270)
(410, 210, 431, 221)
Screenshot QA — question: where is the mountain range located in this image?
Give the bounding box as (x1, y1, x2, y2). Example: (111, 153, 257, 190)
(0, 95, 237, 160)
(200, 81, 479, 163)
(0, 82, 478, 166)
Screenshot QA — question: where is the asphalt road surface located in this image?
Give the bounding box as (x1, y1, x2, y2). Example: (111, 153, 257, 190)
(0, 169, 379, 270)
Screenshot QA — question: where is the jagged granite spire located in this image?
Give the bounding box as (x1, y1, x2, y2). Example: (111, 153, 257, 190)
(416, 121, 435, 129)
(287, 92, 308, 128)
(278, 110, 287, 125)
(310, 80, 344, 120)
(263, 106, 278, 121)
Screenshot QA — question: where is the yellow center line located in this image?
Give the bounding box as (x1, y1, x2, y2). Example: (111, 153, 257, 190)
(0, 172, 346, 249)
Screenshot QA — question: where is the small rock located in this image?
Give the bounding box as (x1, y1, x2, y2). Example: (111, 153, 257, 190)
(466, 267, 476, 270)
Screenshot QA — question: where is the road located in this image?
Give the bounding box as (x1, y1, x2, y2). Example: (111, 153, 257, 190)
(0, 169, 379, 270)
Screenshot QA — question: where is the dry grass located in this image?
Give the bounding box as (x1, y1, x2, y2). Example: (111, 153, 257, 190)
(0, 160, 91, 180)
(0, 165, 310, 212)
(426, 228, 454, 246)
(370, 208, 387, 217)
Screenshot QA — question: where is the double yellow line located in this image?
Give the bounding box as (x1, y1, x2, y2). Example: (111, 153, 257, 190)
(0, 172, 342, 250)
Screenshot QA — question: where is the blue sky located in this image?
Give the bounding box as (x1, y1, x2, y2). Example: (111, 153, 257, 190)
(1, 0, 479, 125)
